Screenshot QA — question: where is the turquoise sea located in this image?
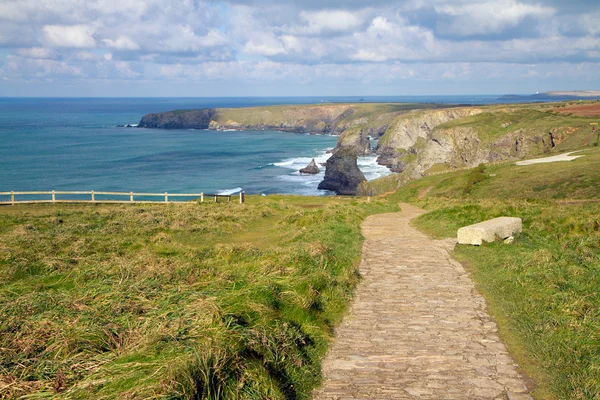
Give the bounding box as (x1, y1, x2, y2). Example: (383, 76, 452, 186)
(0, 96, 520, 196)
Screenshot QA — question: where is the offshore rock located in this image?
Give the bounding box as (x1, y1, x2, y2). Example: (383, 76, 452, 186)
(318, 147, 366, 195)
(299, 159, 320, 174)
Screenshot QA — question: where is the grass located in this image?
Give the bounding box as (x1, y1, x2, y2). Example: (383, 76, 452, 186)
(436, 107, 598, 150)
(0, 195, 397, 399)
(392, 147, 600, 399)
(213, 103, 445, 129)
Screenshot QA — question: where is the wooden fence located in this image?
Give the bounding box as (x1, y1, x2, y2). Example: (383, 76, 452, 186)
(0, 190, 245, 205)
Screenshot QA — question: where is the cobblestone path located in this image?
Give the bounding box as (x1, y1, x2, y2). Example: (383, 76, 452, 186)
(313, 203, 533, 400)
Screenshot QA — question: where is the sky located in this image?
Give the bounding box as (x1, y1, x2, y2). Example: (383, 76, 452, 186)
(0, 0, 599, 97)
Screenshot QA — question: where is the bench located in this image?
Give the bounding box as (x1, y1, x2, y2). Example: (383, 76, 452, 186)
(457, 217, 522, 246)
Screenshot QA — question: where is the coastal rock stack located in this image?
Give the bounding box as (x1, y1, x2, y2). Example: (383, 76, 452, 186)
(299, 159, 320, 174)
(318, 147, 366, 195)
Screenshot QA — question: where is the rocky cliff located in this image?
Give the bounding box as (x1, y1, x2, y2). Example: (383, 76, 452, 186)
(137, 103, 448, 155)
(359, 106, 592, 195)
(318, 147, 366, 195)
(374, 108, 484, 172)
(138, 108, 217, 129)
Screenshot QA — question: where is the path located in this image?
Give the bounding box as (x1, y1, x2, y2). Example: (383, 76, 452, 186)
(313, 203, 533, 400)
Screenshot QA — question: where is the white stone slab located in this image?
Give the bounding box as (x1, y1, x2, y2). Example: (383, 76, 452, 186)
(457, 217, 522, 246)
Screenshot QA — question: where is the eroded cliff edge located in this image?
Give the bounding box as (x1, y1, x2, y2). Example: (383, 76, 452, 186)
(138, 103, 450, 156)
(138, 101, 598, 196)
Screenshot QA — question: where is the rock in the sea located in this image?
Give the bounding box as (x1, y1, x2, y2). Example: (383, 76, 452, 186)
(299, 159, 320, 174)
(318, 147, 366, 195)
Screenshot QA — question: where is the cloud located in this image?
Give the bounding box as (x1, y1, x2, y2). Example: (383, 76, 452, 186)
(14, 47, 57, 60)
(43, 25, 96, 48)
(103, 36, 140, 50)
(0, 0, 599, 95)
(434, 0, 555, 37)
(292, 10, 365, 35)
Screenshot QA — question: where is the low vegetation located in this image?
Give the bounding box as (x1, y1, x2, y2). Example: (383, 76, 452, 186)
(0, 196, 397, 399)
(392, 146, 600, 399)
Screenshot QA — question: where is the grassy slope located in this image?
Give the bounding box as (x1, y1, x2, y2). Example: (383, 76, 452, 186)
(0, 196, 397, 399)
(391, 146, 600, 399)
(212, 103, 444, 128)
(436, 106, 598, 148)
(361, 102, 600, 195)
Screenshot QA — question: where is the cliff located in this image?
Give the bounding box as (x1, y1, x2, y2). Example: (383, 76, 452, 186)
(359, 105, 595, 195)
(318, 147, 366, 195)
(138, 108, 216, 129)
(138, 103, 450, 155)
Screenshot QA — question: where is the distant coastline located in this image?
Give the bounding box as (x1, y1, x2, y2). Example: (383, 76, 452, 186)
(499, 90, 600, 101)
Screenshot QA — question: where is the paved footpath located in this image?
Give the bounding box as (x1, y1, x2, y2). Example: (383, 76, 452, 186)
(313, 203, 533, 400)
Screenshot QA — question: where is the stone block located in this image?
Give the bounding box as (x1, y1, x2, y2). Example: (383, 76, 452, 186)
(457, 217, 522, 246)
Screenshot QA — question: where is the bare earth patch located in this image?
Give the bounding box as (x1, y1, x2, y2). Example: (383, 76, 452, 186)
(515, 151, 584, 166)
(552, 103, 600, 117)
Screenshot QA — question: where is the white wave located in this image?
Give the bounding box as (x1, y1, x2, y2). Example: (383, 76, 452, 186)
(217, 187, 243, 195)
(358, 155, 392, 181)
(273, 151, 331, 171)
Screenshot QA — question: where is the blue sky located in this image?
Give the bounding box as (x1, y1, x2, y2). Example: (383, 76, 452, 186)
(0, 0, 599, 96)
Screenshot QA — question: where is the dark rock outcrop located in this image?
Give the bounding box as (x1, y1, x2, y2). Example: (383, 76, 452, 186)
(299, 159, 320, 174)
(318, 147, 366, 195)
(138, 108, 217, 129)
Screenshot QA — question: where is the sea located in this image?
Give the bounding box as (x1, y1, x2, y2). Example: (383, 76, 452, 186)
(0, 95, 534, 197)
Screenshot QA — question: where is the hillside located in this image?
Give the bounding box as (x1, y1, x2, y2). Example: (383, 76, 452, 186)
(1, 145, 599, 399)
(388, 146, 600, 399)
(0, 195, 397, 399)
(361, 101, 600, 194)
(139, 101, 600, 193)
(138, 103, 448, 155)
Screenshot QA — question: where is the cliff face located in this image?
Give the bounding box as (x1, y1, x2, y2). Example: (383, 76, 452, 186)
(318, 147, 366, 195)
(358, 107, 590, 195)
(375, 108, 484, 172)
(137, 103, 447, 155)
(138, 109, 216, 129)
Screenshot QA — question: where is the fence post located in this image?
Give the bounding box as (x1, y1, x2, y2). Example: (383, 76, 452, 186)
(200, 192, 204, 203)
(52, 190, 56, 203)
(214, 195, 217, 203)
(240, 191, 245, 204)
(130, 192, 134, 202)
(165, 192, 168, 203)
(11, 191, 14, 205)
(91, 190, 95, 203)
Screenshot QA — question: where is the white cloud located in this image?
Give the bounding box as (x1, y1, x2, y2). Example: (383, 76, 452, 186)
(244, 37, 287, 56)
(351, 50, 388, 62)
(293, 10, 364, 35)
(103, 36, 140, 50)
(14, 47, 57, 59)
(74, 51, 97, 61)
(43, 25, 96, 48)
(104, 53, 113, 61)
(436, 0, 555, 36)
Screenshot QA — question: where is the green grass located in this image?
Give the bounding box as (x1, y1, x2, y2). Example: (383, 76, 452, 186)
(393, 147, 600, 399)
(0, 196, 398, 399)
(436, 107, 597, 150)
(213, 103, 444, 128)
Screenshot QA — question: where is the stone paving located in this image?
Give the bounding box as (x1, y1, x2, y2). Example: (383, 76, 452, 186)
(313, 203, 533, 400)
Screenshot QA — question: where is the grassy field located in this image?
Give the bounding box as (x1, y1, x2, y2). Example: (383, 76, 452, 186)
(391, 147, 600, 399)
(0, 195, 397, 399)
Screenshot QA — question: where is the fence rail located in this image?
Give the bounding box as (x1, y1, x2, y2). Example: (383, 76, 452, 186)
(0, 190, 245, 205)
